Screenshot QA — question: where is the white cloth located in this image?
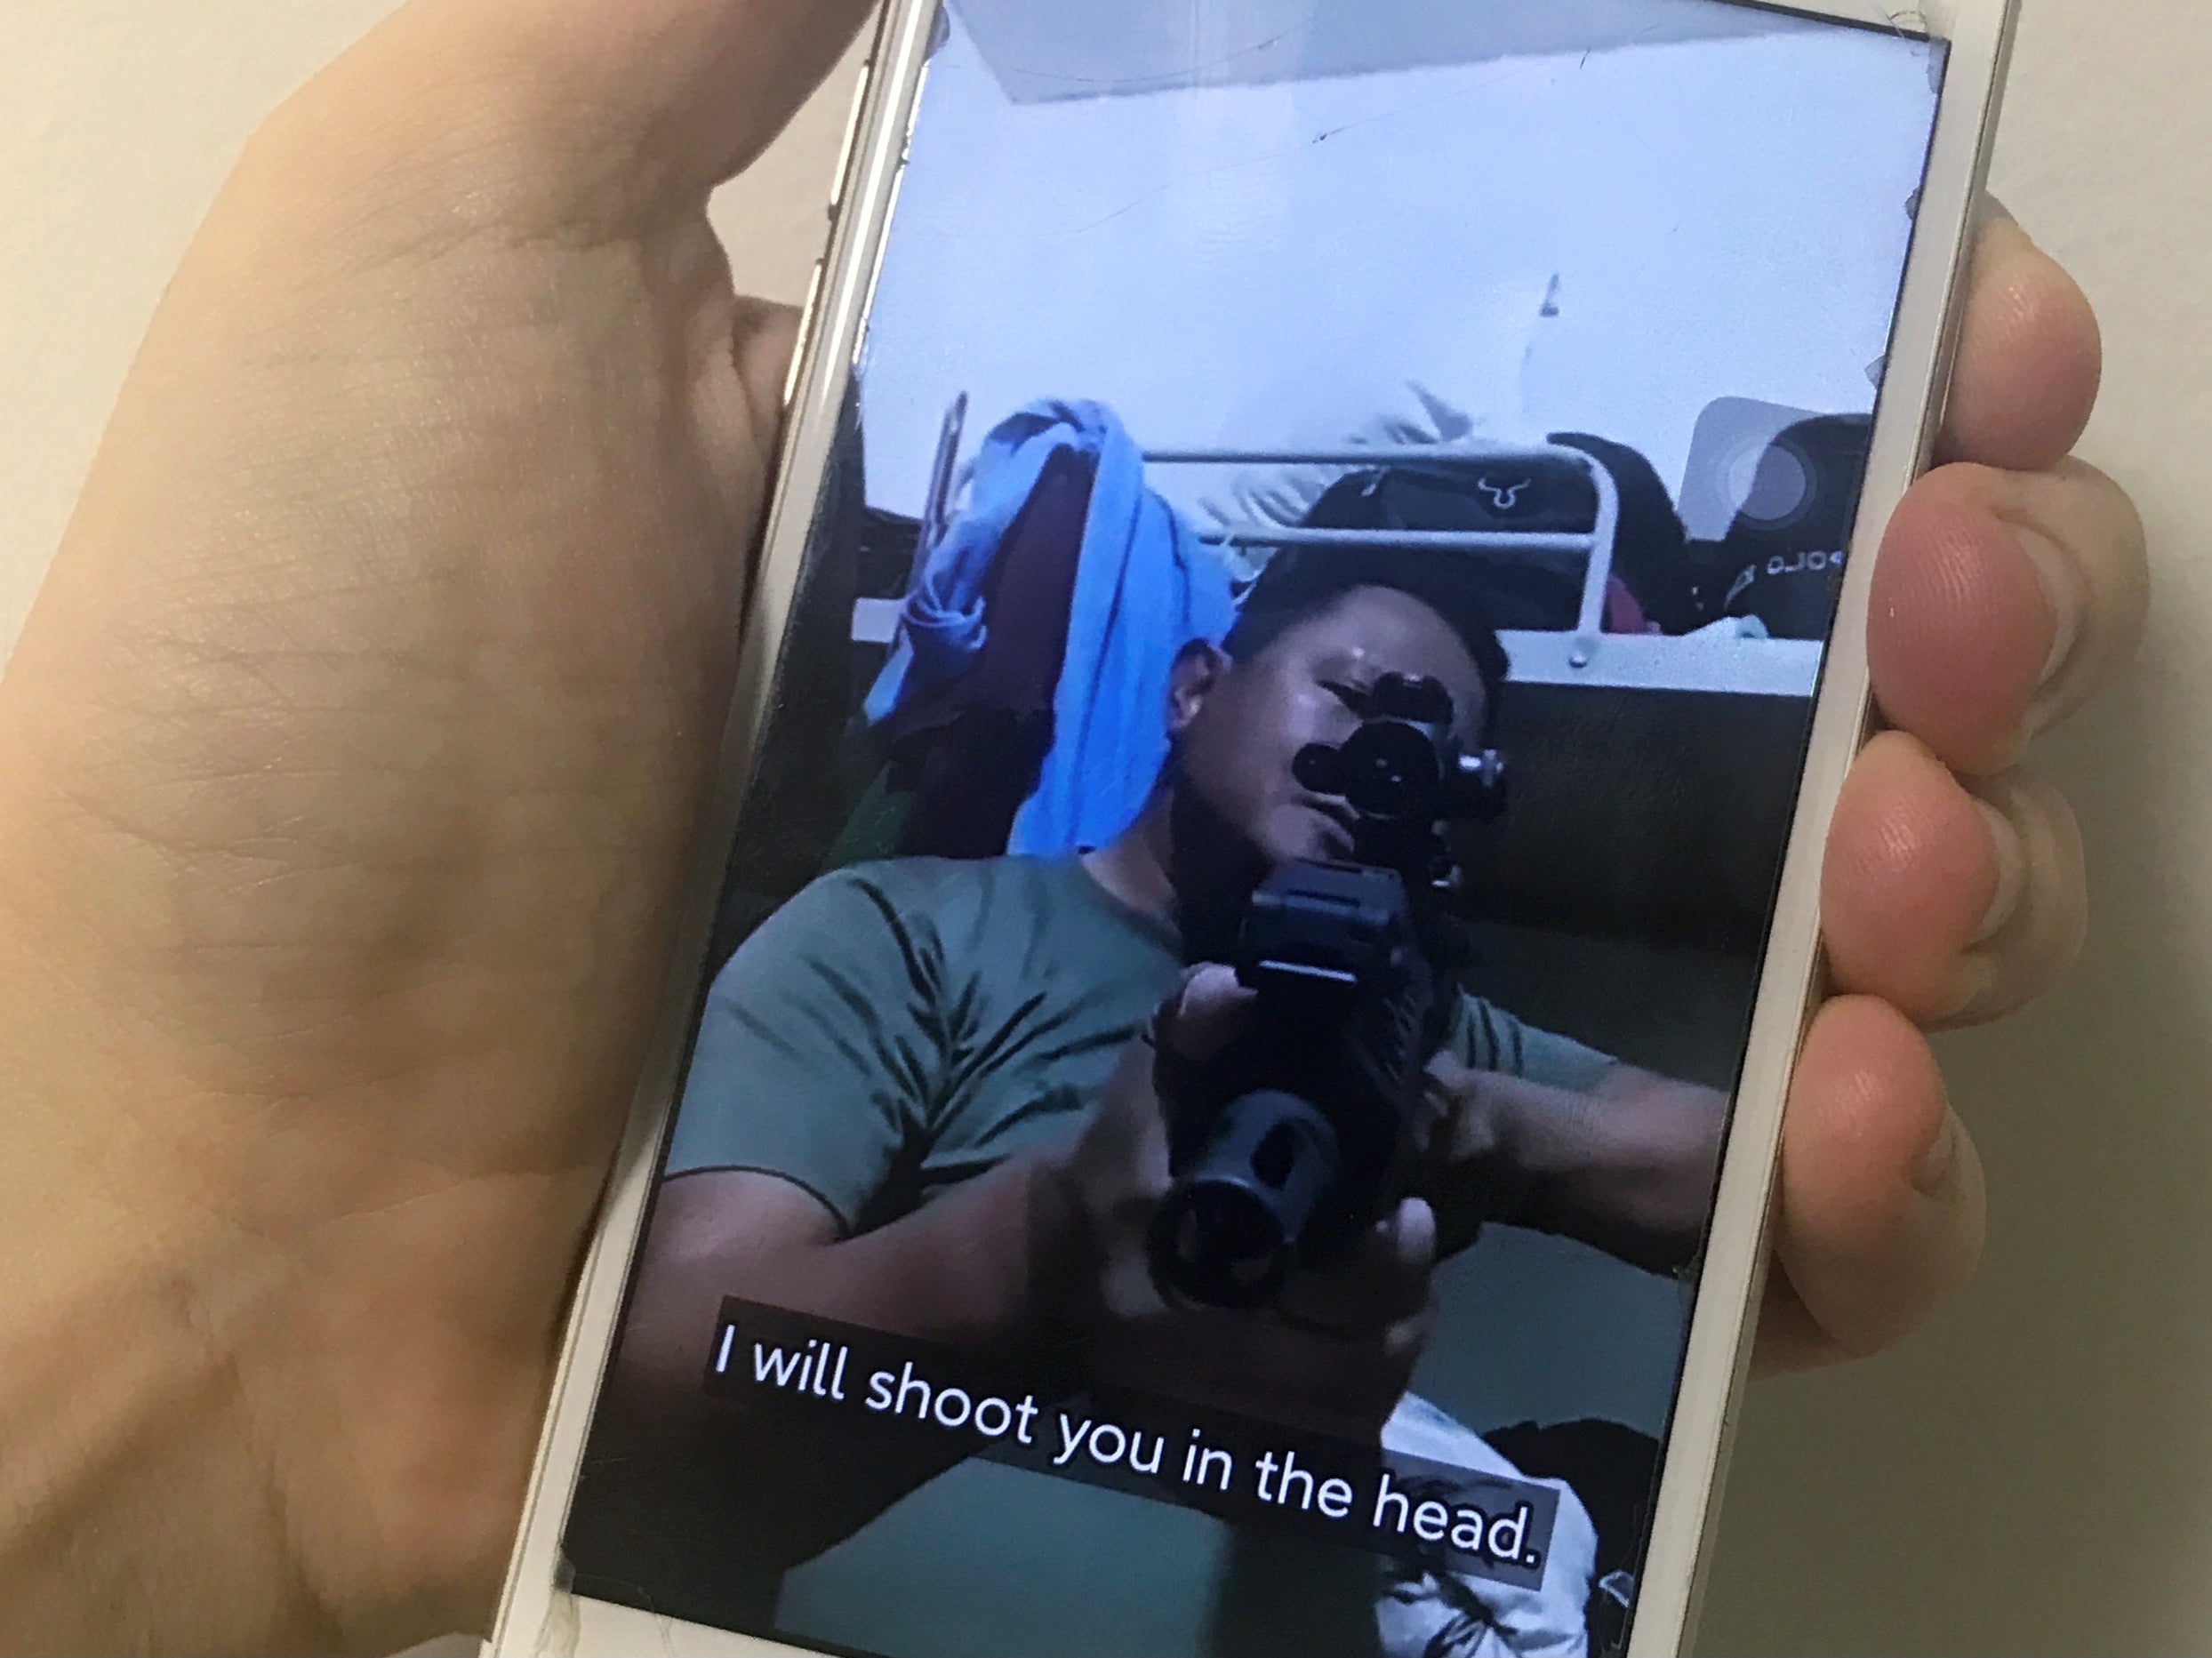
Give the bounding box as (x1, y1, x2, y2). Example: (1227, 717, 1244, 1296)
(1194, 380, 1495, 537)
(1373, 1395, 1599, 1658)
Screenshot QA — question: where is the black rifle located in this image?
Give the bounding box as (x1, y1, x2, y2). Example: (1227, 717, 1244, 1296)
(1148, 672, 1507, 1310)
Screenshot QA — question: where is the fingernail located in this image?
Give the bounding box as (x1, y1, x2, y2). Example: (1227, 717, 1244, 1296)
(2013, 522, 2086, 691)
(1980, 195, 2039, 251)
(1912, 1107, 1963, 1196)
(1973, 797, 2026, 943)
(1941, 949, 1999, 1024)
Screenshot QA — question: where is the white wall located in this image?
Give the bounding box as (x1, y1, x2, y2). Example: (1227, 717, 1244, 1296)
(859, 14, 1940, 520)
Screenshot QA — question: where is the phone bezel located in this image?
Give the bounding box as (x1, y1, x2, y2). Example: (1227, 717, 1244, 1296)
(486, 1, 2018, 1652)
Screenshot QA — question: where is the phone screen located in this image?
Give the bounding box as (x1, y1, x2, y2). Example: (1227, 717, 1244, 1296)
(562, 3, 1947, 1654)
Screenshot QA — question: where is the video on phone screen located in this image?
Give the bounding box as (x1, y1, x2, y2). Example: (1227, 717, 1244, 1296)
(561, 2, 1945, 1654)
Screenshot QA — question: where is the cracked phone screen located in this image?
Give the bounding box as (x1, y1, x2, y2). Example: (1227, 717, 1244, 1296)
(558, 4, 1950, 1655)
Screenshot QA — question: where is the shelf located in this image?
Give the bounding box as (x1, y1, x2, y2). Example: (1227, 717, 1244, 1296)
(856, 600, 1823, 700)
(1501, 629, 1822, 697)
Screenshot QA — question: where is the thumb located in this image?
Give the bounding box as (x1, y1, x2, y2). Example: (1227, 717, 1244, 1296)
(1157, 965, 1261, 1062)
(290, 0, 878, 230)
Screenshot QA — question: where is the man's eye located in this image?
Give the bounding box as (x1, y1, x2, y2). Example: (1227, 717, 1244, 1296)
(1320, 679, 1371, 715)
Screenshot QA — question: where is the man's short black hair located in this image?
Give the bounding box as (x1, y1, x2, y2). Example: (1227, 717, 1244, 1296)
(1222, 543, 1511, 737)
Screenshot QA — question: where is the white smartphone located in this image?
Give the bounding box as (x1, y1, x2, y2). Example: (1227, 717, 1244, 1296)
(490, 2, 2017, 1654)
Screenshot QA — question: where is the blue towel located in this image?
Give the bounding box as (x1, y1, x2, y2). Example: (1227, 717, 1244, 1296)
(866, 400, 1238, 857)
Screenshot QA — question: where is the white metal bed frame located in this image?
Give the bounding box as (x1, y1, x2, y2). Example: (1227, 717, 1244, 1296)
(852, 394, 1823, 697)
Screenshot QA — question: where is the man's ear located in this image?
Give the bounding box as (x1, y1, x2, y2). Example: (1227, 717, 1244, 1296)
(1166, 641, 1230, 738)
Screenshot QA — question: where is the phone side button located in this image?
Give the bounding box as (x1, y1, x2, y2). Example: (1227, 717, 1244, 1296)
(781, 258, 826, 410)
(825, 58, 876, 222)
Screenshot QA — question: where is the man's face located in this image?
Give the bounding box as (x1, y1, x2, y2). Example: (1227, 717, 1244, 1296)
(1174, 586, 1490, 870)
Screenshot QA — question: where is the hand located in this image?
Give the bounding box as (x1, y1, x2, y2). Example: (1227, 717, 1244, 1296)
(0, 2, 2144, 1652)
(1770, 202, 2150, 1370)
(1414, 1056, 1727, 1274)
(1053, 967, 1438, 1443)
(0, 0, 871, 1652)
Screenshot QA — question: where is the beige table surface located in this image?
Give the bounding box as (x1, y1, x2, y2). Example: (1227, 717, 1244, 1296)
(6, 4, 2209, 1654)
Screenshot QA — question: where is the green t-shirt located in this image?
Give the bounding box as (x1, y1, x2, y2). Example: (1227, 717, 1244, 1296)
(662, 855, 1621, 1658)
(668, 854, 1616, 1220)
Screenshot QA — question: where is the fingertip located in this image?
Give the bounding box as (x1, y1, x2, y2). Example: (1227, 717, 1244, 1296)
(1869, 467, 2057, 774)
(1774, 997, 1985, 1360)
(1823, 732, 2000, 1021)
(1796, 999, 1944, 1197)
(1940, 215, 2103, 472)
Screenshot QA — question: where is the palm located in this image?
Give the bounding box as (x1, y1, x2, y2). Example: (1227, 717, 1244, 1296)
(0, 3, 854, 1644)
